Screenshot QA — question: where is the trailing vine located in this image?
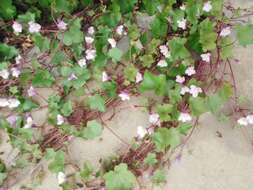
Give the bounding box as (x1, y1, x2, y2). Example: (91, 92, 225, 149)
(0, 0, 253, 189)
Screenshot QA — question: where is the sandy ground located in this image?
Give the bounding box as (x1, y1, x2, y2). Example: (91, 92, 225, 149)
(1, 0, 253, 189)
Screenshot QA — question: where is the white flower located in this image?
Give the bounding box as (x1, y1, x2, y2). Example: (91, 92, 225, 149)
(15, 55, 22, 64)
(159, 45, 171, 58)
(57, 114, 64, 125)
(237, 117, 248, 126)
(12, 21, 22, 33)
(0, 69, 9, 79)
(102, 71, 109, 82)
(178, 112, 192, 123)
(88, 26, 95, 35)
(78, 58, 87, 67)
(177, 18, 187, 30)
(108, 38, 117, 48)
(116, 25, 124, 35)
(0, 98, 9, 107)
(180, 86, 190, 95)
(246, 115, 253, 124)
(85, 36, 94, 44)
(57, 20, 67, 30)
(57, 172, 66, 185)
(119, 92, 130, 101)
(185, 66, 196, 76)
(189, 85, 202, 98)
(7, 115, 17, 126)
(8, 99, 20, 108)
(203, 1, 212, 12)
(220, 27, 231, 37)
(68, 73, 77, 81)
(28, 86, 36, 97)
(137, 126, 147, 139)
(135, 72, 143, 83)
(149, 113, 160, 125)
(28, 21, 41, 33)
(24, 116, 33, 128)
(11, 68, 20, 78)
(85, 49, 96, 60)
(176, 75, 185, 84)
(201, 53, 211, 63)
(157, 59, 167, 67)
(180, 4, 186, 10)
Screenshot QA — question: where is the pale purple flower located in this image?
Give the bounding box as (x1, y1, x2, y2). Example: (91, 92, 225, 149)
(180, 86, 190, 95)
(15, 55, 22, 64)
(68, 73, 77, 81)
(7, 115, 18, 126)
(24, 116, 33, 128)
(159, 45, 171, 58)
(57, 172, 66, 185)
(116, 25, 124, 35)
(11, 68, 20, 78)
(85, 49, 96, 60)
(246, 115, 253, 124)
(189, 85, 202, 98)
(28, 21, 41, 33)
(28, 86, 36, 97)
(78, 58, 87, 67)
(176, 75, 185, 84)
(108, 38, 117, 48)
(185, 66, 196, 76)
(12, 21, 22, 33)
(220, 27, 231, 37)
(0, 69, 9, 79)
(57, 20, 67, 30)
(180, 4, 186, 10)
(149, 113, 160, 125)
(0, 98, 9, 107)
(157, 59, 167, 67)
(237, 117, 248, 126)
(203, 1, 212, 12)
(201, 53, 211, 63)
(135, 72, 143, 83)
(178, 112, 192, 122)
(177, 18, 187, 30)
(102, 71, 109, 82)
(88, 26, 95, 35)
(137, 126, 147, 139)
(85, 36, 94, 44)
(8, 99, 20, 108)
(57, 114, 64, 125)
(119, 92, 130, 101)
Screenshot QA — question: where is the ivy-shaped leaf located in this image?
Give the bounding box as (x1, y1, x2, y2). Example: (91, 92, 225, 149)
(81, 120, 103, 140)
(32, 70, 55, 87)
(235, 24, 253, 47)
(88, 94, 106, 112)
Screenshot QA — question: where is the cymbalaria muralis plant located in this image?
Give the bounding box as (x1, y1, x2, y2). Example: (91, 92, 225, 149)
(0, 0, 253, 189)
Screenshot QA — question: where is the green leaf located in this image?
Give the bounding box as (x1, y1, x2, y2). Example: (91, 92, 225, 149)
(61, 100, 73, 117)
(199, 18, 217, 51)
(104, 163, 136, 190)
(32, 34, 50, 52)
(48, 150, 65, 173)
(19, 99, 39, 112)
(17, 12, 35, 23)
(140, 54, 154, 68)
(235, 24, 253, 47)
(0, 172, 7, 186)
(144, 153, 157, 166)
(0, 0, 16, 20)
(189, 97, 207, 116)
(178, 123, 192, 135)
(151, 16, 168, 38)
(0, 43, 18, 61)
(152, 128, 180, 152)
(80, 162, 94, 181)
(114, 0, 137, 13)
(88, 94, 106, 112)
(124, 64, 137, 82)
(140, 72, 167, 96)
(169, 37, 190, 60)
(81, 120, 103, 140)
(156, 104, 173, 122)
(151, 169, 166, 185)
(32, 70, 55, 87)
(108, 48, 123, 62)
